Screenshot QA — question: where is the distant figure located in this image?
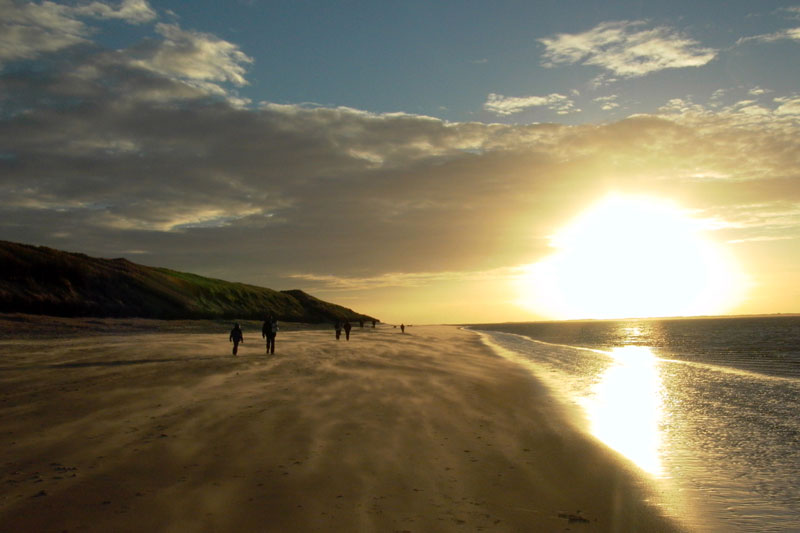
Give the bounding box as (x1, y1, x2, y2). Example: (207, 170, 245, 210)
(372, 320, 376, 328)
(335, 320, 342, 340)
(229, 322, 244, 355)
(359, 320, 364, 328)
(343, 319, 352, 341)
(262, 315, 278, 354)
(400, 323, 405, 334)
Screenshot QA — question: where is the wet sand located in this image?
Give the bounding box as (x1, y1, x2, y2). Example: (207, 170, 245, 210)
(0, 321, 685, 532)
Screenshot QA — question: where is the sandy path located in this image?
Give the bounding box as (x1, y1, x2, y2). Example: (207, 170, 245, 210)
(0, 325, 684, 532)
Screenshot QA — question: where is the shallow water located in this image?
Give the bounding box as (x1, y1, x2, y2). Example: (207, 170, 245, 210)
(472, 316, 800, 532)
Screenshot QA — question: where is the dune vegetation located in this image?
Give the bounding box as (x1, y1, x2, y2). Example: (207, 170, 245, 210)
(0, 240, 376, 323)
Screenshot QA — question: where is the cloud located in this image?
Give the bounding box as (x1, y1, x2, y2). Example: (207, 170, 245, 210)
(539, 20, 717, 77)
(697, 202, 800, 244)
(0, 1, 159, 68)
(127, 23, 253, 86)
(738, 27, 800, 44)
(656, 91, 800, 131)
(3, 68, 799, 281)
(0, 0, 90, 65)
(289, 266, 526, 291)
(593, 94, 620, 111)
(483, 92, 579, 116)
(74, 0, 156, 23)
(0, 2, 248, 105)
(710, 88, 729, 101)
(779, 6, 800, 20)
(657, 98, 705, 114)
(774, 96, 800, 115)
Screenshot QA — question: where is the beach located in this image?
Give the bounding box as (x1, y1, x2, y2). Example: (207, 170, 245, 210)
(0, 321, 683, 532)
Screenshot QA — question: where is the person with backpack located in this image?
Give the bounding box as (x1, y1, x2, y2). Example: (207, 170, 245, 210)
(262, 315, 278, 354)
(229, 323, 244, 356)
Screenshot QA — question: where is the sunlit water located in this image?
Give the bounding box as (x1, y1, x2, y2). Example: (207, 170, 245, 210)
(471, 316, 800, 532)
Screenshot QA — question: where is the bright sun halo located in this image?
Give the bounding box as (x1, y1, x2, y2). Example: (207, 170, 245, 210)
(521, 194, 746, 320)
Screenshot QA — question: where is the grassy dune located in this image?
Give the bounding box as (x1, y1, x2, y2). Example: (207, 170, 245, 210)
(0, 240, 375, 323)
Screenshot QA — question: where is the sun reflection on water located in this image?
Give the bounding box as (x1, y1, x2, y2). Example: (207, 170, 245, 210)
(579, 345, 665, 477)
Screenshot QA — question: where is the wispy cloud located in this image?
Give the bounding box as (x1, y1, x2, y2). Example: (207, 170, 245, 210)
(593, 94, 620, 111)
(74, 0, 156, 24)
(128, 23, 253, 87)
(738, 2, 800, 45)
(737, 27, 800, 44)
(748, 86, 770, 96)
(779, 6, 800, 20)
(483, 92, 578, 116)
(539, 20, 717, 77)
(0, 1, 249, 105)
(289, 266, 527, 291)
(697, 202, 800, 243)
(0, 0, 159, 67)
(0, 0, 90, 65)
(774, 96, 800, 115)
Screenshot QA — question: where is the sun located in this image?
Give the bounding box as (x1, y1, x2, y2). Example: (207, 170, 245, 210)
(519, 194, 746, 319)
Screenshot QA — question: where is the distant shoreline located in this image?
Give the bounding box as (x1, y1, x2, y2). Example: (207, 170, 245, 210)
(462, 312, 800, 327)
(5, 312, 797, 340)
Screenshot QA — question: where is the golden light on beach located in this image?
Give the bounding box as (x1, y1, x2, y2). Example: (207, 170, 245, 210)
(520, 195, 746, 319)
(579, 345, 665, 476)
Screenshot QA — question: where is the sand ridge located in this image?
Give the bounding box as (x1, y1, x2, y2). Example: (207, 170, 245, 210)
(0, 324, 684, 532)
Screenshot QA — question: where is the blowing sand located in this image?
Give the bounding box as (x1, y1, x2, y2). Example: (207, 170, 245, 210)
(0, 322, 685, 532)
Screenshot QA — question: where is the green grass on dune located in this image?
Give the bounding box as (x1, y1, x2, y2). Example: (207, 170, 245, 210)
(0, 240, 376, 323)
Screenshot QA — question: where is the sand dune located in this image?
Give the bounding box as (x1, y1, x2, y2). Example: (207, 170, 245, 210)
(0, 324, 684, 532)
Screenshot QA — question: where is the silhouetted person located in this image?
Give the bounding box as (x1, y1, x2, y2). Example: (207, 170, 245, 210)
(262, 315, 277, 354)
(229, 322, 244, 356)
(335, 320, 342, 340)
(400, 323, 405, 334)
(344, 319, 352, 341)
(261, 315, 272, 353)
(359, 320, 364, 328)
(372, 320, 376, 328)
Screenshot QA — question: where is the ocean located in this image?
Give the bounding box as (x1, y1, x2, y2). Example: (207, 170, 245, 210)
(470, 316, 800, 532)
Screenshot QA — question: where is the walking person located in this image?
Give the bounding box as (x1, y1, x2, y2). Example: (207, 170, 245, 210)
(262, 315, 278, 354)
(335, 320, 342, 340)
(229, 322, 244, 356)
(400, 323, 405, 334)
(343, 319, 352, 341)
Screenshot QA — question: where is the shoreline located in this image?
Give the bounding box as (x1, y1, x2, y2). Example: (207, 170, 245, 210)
(0, 324, 685, 531)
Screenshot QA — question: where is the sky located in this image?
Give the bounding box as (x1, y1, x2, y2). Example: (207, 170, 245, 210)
(1, 0, 799, 324)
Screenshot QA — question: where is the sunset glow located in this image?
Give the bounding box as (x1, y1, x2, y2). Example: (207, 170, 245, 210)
(520, 195, 746, 320)
(1, 1, 798, 324)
